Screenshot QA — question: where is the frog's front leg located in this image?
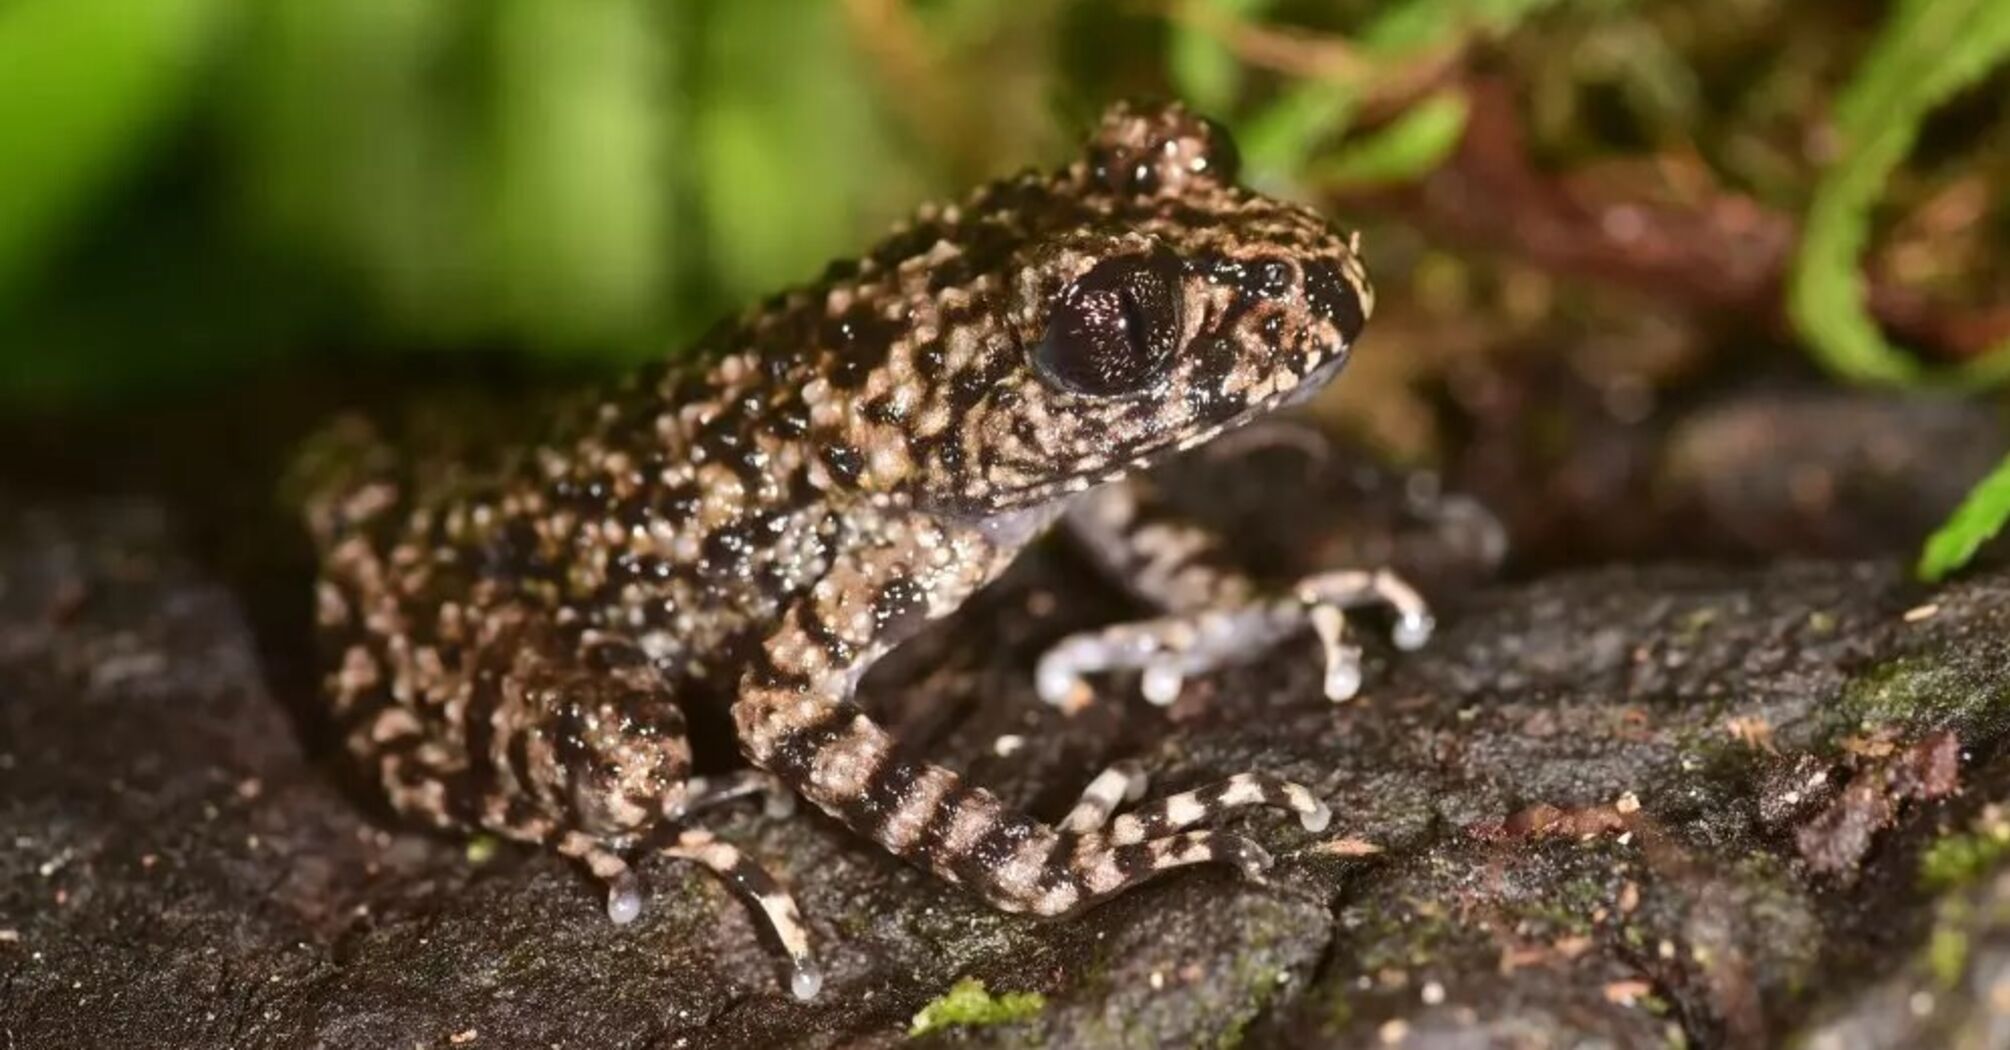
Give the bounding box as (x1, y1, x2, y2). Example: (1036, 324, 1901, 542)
(1038, 477, 1434, 711)
(731, 517, 1327, 918)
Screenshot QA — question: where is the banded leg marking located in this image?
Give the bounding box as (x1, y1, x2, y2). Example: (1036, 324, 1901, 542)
(1048, 829, 1274, 915)
(1103, 772, 1331, 843)
(1061, 761, 1149, 833)
(557, 831, 645, 926)
(661, 829, 822, 1001)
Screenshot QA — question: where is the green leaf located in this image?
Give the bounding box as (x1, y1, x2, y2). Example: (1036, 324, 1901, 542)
(1920, 453, 2010, 583)
(1308, 88, 1468, 187)
(1786, 0, 2010, 390)
(1239, 81, 1361, 190)
(1219, 0, 1574, 191)
(0, 0, 228, 302)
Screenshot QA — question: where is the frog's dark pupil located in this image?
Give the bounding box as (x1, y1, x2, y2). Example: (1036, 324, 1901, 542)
(1032, 251, 1184, 398)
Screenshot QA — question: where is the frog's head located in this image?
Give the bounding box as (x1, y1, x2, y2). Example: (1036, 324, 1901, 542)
(804, 101, 1370, 520)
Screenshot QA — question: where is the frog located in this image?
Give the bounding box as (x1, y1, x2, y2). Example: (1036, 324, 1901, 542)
(299, 100, 1433, 1002)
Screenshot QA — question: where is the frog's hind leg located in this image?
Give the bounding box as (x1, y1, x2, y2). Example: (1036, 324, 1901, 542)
(734, 523, 1326, 921)
(659, 829, 821, 1000)
(567, 773, 796, 925)
(483, 625, 824, 996)
(1062, 765, 1331, 837)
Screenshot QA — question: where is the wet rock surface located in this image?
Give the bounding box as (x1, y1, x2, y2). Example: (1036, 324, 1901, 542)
(6, 449, 2010, 1047)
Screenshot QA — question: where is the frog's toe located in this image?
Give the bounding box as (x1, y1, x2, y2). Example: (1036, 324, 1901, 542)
(1393, 610, 1435, 652)
(1222, 835, 1274, 881)
(1140, 659, 1186, 707)
(557, 834, 646, 926)
(1035, 644, 1095, 712)
(1061, 761, 1150, 833)
(1308, 602, 1364, 702)
(790, 960, 824, 1001)
(606, 871, 644, 926)
(1295, 568, 1435, 656)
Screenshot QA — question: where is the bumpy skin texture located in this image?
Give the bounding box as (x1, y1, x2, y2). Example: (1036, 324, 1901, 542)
(303, 102, 1380, 999)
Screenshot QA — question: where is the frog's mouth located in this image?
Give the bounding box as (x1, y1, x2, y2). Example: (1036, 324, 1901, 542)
(1152, 350, 1348, 460)
(1015, 347, 1351, 509)
(1268, 353, 1349, 411)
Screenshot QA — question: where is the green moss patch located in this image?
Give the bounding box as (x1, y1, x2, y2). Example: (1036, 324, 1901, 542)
(910, 977, 1046, 1037)
(1920, 810, 2010, 891)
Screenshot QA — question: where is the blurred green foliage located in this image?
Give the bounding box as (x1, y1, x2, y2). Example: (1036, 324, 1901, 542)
(1788, 0, 2010, 389)
(0, 0, 940, 400)
(0, 0, 224, 293)
(0, 0, 2003, 475)
(1169, 0, 1575, 187)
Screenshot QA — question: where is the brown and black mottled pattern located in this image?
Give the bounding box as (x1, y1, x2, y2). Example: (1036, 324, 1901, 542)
(301, 101, 1374, 999)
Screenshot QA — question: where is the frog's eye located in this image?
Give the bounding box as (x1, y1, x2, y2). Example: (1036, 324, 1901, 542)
(1032, 251, 1184, 398)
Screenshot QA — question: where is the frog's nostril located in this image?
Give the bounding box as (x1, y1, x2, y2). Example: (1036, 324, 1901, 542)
(1254, 258, 1296, 299)
(1303, 260, 1367, 344)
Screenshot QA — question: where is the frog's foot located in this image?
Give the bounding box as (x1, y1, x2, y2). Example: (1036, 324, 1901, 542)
(1035, 568, 1433, 712)
(1062, 763, 1329, 837)
(557, 832, 648, 926)
(559, 772, 801, 931)
(661, 829, 822, 1001)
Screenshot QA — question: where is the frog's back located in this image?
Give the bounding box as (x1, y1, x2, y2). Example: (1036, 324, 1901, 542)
(299, 157, 1125, 686)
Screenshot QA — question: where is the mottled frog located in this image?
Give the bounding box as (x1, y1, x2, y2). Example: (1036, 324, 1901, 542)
(302, 101, 1432, 1001)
